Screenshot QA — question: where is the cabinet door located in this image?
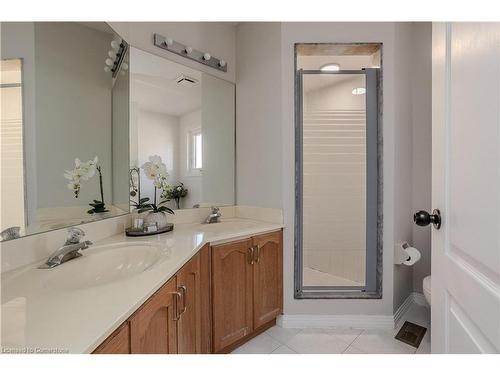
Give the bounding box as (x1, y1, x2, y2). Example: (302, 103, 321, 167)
(176, 245, 211, 354)
(199, 244, 212, 353)
(212, 238, 254, 353)
(252, 231, 283, 329)
(93, 322, 130, 354)
(130, 277, 178, 354)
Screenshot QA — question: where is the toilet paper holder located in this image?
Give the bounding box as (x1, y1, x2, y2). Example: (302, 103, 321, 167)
(394, 241, 421, 265)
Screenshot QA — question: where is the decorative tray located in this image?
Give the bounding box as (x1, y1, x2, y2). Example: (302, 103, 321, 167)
(125, 223, 174, 237)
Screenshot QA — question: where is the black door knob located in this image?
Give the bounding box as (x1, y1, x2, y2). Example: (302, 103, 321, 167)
(413, 209, 441, 229)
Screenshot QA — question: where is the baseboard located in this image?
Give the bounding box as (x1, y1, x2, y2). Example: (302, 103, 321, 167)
(394, 292, 429, 329)
(277, 314, 394, 330)
(279, 292, 429, 331)
(393, 293, 415, 329)
(412, 292, 428, 306)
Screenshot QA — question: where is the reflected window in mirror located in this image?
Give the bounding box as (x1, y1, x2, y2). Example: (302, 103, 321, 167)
(188, 128, 203, 175)
(0, 59, 25, 233)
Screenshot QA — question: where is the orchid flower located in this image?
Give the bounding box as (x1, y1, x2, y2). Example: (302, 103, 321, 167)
(64, 156, 99, 198)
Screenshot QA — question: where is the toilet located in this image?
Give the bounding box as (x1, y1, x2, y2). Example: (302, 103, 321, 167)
(423, 275, 431, 306)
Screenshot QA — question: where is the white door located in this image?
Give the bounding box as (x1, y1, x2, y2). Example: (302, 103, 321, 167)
(432, 22, 500, 353)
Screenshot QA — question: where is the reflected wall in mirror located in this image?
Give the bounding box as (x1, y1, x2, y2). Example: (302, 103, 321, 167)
(0, 22, 130, 241)
(129, 47, 235, 211)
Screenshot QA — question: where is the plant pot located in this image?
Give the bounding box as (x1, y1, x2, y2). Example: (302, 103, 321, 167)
(144, 211, 170, 229)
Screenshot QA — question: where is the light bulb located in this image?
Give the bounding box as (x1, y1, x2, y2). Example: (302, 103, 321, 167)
(320, 63, 340, 71)
(165, 38, 173, 46)
(111, 40, 120, 50)
(105, 58, 114, 66)
(122, 62, 128, 71)
(104, 66, 111, 72)
(108, 50, 116, 58)
(219, 59, 226, 68)
(351, 87, 366, 95)
(203, 53, 211, 61)
(185, 46, 193, 54)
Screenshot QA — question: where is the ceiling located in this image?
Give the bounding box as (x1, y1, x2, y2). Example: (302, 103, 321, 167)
(130, 48, 202, 117)
(78, 22, 115, 36)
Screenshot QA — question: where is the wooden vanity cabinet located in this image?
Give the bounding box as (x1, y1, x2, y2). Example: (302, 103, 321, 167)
(130, 277, 178, 354)
(211, 238, 254, 352)
(93, 231, 282, 354)
(93, 322, 131, 354)
(176, 244, 211, 354)
(252, 231, 283, 330)
(211, 231, 283, 353)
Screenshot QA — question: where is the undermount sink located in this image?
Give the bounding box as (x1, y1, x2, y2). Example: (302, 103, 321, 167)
(41, 242, 162, 290)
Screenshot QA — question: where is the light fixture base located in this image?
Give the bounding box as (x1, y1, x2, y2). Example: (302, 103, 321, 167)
(154, 33, 227, 73)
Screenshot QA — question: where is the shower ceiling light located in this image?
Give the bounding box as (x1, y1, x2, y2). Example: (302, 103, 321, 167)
(320, 63, 340, 71)
(352, 87, 366, 95)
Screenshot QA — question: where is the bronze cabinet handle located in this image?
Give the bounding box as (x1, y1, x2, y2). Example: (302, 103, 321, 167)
(254, 245, 261, 263)
(169, 291, 182, 321)
(179, 285, 187, 316)
(247, 246, 255, 265)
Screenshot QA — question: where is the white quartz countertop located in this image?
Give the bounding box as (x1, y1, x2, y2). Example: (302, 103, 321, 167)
(0, 218, 283, 354)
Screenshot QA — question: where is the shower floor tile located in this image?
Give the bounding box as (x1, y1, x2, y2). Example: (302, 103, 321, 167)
(303, 267, 363, 287)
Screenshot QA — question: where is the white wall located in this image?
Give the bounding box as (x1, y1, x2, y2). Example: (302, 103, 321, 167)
(410, 23, 432, 293)
(137, 110, 179, 204)
(34, 23, 113, 210)
(392, 23, 414, 312)
(234, 22, 431, 316)
(112, 62, 130, 213)
(108, 22, 236, 83)
(236, 23, 282, 209)
(201, 73, 235, 207)
(179, 109, 202, 208)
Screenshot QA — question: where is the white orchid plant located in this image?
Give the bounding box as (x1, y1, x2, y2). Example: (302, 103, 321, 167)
(138, 155, 174, 215)
(64, 156, 109, 214)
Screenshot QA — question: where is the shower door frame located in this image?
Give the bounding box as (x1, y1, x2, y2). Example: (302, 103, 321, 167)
(294, 67, 382, 299)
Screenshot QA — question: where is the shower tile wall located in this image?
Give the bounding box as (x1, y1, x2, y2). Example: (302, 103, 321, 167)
(302, 75, 366, 286)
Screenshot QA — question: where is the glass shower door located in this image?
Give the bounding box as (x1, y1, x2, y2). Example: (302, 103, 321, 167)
(295, 68, 380, 298)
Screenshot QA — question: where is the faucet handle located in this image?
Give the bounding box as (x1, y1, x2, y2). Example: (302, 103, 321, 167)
(65, 227, 85, 245)
(211, 206, 220, 214)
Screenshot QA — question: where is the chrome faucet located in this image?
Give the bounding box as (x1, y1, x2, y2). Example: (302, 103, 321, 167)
(203, 206, 221, 224)
(39, 227, 92, 269)
(0, 226, 21, 241)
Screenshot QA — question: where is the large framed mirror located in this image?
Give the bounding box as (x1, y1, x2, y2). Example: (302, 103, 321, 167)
(0, 22, 130, 241)
(129, 47, 235, 212)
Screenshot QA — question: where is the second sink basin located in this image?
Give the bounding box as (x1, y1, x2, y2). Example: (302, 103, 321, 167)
(41, 242, 162, 290)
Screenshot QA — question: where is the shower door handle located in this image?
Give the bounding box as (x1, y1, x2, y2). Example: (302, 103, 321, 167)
(413, 209, 441, 229)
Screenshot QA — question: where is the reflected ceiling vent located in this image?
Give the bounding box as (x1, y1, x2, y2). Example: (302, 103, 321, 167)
(175, 74, 199, 87)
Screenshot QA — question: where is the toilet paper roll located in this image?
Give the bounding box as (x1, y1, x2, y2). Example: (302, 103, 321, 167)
(403, 247, 421, 266)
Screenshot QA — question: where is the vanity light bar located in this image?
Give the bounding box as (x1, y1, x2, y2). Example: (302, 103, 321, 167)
(112, 41, 129, 78)
(153, 33, 227, 73)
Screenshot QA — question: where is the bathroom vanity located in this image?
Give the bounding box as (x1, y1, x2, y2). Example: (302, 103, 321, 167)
(0, 22, 279, 354)
(94, 229, 283, 354)
(0, 216, 283, 354)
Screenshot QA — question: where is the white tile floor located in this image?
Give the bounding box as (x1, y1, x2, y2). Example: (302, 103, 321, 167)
(232, 302, 431, 354)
